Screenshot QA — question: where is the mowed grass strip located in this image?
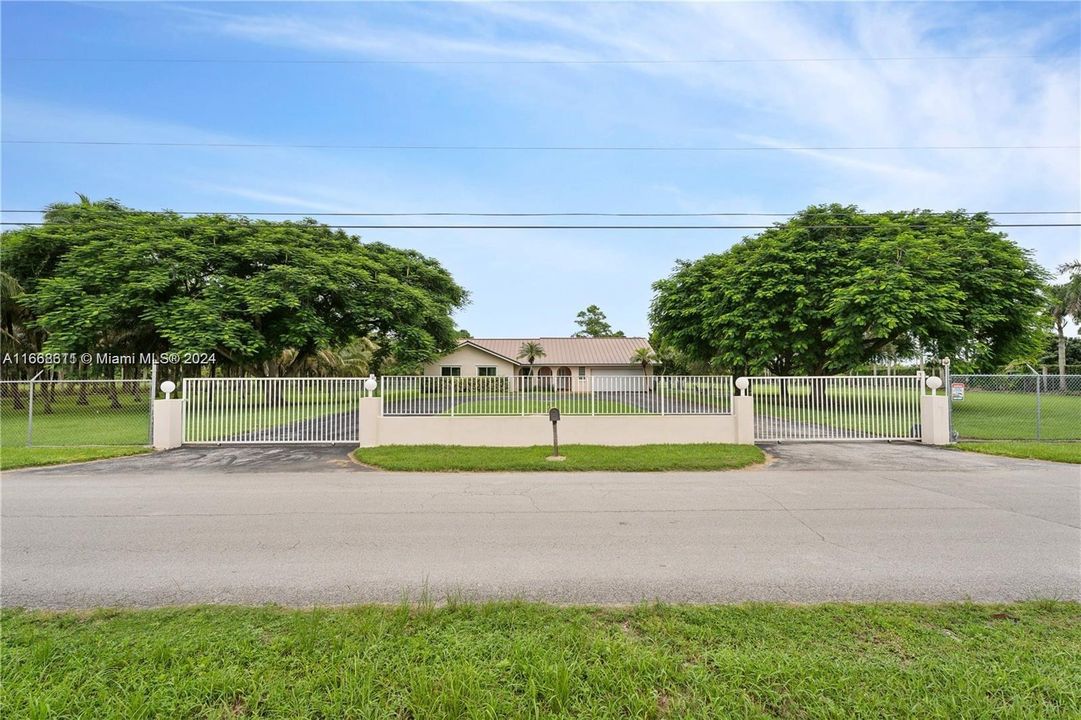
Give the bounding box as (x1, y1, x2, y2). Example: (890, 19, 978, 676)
(355, 443, 764, 471)
(0, 445, 151, 471)
(955, 441, 1081, 464)
(2, 602, 1078, 719)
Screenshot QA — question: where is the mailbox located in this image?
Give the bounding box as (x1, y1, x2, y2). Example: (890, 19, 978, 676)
(548, 407, 561, 423)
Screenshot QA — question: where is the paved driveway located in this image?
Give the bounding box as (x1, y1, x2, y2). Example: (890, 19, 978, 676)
(2, 443, 1077, 608)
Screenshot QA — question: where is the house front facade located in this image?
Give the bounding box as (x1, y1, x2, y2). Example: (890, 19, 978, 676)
(422, 337, 654, 391)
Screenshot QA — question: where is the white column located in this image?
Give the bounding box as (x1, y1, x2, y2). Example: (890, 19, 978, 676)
(920, 394, 951, 445)
(732, 394, 755, 445)
(358, 396, 383, 448)
(152, 398, 184, 450)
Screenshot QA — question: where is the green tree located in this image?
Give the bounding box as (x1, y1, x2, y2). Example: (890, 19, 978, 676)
(1, 199, 468, 376)
(516, 341, 546, 376)
(573, 305, 624, 337)
(650, 205, 1047, 375)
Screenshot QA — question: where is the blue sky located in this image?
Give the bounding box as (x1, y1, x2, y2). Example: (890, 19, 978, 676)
(3, 1, 1079, 337)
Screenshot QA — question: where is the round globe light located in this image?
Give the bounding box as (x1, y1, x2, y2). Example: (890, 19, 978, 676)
(926, 376, 942, 391)
(363, 375, 378, 393)
(160, 380, 176, 396)
(735, 377, 750, 391)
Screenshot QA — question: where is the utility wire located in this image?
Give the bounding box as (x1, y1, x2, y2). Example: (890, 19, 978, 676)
(4, 140, 1075, 152)
(3, 221, 1078, 230)
(3, 209, 1078, 218)
(3, 54, 1064, 65)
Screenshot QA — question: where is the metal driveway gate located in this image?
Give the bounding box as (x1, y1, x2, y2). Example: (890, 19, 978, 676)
(749, 374, 924, 442)
(183, 378, 364, 444)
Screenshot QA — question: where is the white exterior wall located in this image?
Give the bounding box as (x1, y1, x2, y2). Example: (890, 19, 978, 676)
(423, 345, 518, 377)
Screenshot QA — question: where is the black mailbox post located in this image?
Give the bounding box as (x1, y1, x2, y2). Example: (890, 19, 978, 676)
(548, 407, 561, 457)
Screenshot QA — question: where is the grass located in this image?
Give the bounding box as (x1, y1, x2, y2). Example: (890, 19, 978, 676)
(955, 441, 1081, 464)
(355, 443, 764, 471)
(951, 391, 1080, 441)
(2, 601, 1078, 719)
(0, 445, 151, 471)
(1, 402, 149, 447)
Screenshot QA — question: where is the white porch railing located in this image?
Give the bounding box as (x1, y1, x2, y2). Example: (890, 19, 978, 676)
(380, 375, 733, 416)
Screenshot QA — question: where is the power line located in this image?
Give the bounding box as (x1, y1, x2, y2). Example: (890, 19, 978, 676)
(3, 54, 1062, 65)
(4, 140, 1075, 152)
(3, 209, 1078, 218)
(3, 221, 1078, 230)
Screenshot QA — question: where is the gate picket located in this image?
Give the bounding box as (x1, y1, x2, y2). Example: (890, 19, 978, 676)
(749, 374, 924, 442)
(182, 377, 364, 444)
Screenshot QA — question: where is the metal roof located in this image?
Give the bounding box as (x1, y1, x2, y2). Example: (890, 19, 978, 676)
(461, 337, 653, 366)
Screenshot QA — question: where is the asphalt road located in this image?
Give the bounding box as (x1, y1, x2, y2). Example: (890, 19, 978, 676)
(2, 443, 1078, 608)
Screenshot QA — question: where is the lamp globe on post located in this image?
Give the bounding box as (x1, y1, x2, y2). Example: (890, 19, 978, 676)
(925, 376, 942, 395)
(160, 380, 176, 400)
(735, 377, 750, 396)
(363, 374, 378, 397)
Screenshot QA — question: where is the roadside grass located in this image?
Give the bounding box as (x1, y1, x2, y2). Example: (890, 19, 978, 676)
(955, 441, 1081, 464)
(2, 602, 1078, 719)
(0, 445, 151, 471)
(354, 443, 764, 471)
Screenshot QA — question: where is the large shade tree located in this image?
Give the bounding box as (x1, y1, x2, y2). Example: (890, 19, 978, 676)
(0, 199, 468, 375)
(649, 205, 1047, 374)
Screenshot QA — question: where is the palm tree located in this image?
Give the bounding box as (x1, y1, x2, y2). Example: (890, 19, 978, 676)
(516, 341, 545, 377)
(630, 347, 656, 372)
(1047, 284, 1077, 391)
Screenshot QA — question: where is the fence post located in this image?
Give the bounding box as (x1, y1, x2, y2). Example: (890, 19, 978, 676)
(26, 372, 42, 446)
(450, 376, 455, 418)
(660, 376, 666, 416)
(149, 360, 158, 445)
(590, 375, 595, 416)
(1035, 373, 1042, 440)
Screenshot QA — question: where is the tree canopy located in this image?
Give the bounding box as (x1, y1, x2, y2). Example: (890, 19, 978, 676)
(573, 305, 625, 337)
(649, 205, 1048, 374)
(0, 199, 468, 374)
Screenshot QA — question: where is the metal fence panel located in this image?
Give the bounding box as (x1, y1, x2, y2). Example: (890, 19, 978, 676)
(748, 375, 924, 442)
(380, 375, 733, 416)
(949, 374, 1081, 441)
(0, 379, 152, 447)
(183, 377, 364, 444)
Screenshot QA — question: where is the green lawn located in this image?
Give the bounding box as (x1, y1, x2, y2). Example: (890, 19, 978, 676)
(355, 443, 764, 471)
(0, 445, 152, 471)
(3, 602, 1078, 719)
(1, 398, 149, 447)
(955, 441, 1081, 464)
(951, 391, 1080, 441)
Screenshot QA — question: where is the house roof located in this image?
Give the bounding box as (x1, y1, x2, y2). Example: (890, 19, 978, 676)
(459, 337, 653, 366)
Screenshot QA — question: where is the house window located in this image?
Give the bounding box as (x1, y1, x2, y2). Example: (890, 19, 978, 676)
(478, 366, 497, 377)
(441, 366, 461, 377)
(578, 366, 586, 379)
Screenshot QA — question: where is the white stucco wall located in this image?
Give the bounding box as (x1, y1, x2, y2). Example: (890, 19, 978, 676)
(362, 406, 740, 447)
(422, 345, 518, 377)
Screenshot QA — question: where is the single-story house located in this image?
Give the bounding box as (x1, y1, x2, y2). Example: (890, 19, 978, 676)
(422, 337, 654, 391)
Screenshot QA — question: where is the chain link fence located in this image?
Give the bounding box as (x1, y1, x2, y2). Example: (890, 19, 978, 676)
(0, 379, 153, 447)
(948, 374, 1081, 442)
